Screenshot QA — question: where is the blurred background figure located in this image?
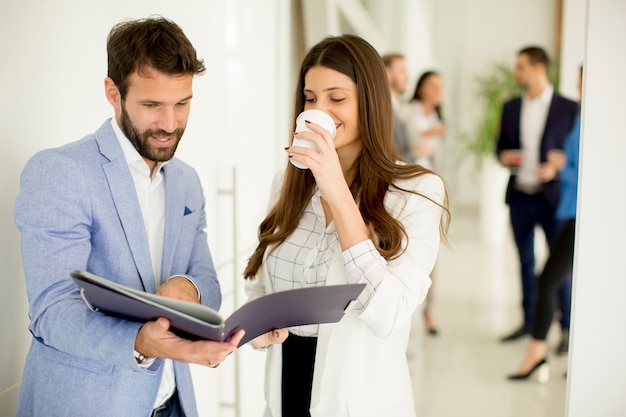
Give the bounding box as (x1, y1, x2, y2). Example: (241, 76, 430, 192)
(496, 46, 579, 345)
(508, 65, 582, 383)
(382, 53, 414, 163)
(402, 70, 447, 335)
(402, 70, 447, 171)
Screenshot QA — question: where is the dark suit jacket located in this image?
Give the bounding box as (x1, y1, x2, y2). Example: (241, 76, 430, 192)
(496, 92, 580, 208)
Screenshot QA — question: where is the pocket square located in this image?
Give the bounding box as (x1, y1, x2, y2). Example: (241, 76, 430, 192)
(184, 206, 193, 216)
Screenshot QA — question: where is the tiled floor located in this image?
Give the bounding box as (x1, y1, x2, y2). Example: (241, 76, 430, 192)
(407, 207, 568, 417)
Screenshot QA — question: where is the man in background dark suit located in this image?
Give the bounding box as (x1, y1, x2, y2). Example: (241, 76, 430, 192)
(496, 46, 579, 351)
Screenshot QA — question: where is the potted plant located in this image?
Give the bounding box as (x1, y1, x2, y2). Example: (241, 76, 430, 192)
(460, 61, 521, 244)
(463, 61, 522, 162)
(462, 59, 559, 160)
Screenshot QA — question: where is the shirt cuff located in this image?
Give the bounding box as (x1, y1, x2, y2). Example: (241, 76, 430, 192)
(342, 239, 385, 277)
(134, 349, 156, 369)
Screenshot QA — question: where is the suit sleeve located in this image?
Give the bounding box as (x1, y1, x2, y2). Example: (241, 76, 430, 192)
(496, 100, 513, 158)
(560, 117, 581, 187)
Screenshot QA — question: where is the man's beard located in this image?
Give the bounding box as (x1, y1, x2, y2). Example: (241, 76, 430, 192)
(120, 103, 184, 163)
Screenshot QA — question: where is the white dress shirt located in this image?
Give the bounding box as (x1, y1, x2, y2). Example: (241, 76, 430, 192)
(111, 119, 176, 409)
(517, 84, 554, 187)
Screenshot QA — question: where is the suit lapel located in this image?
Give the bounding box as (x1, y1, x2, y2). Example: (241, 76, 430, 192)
(512, 98, 522, 147)
(161, 162, 185, 282)
(96, 121, 156, 293)
(541, 93, 559, 155)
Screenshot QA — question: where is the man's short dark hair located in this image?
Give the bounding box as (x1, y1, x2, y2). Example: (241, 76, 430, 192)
(518, 46, 550, 69)
(107, 15, 206, 99)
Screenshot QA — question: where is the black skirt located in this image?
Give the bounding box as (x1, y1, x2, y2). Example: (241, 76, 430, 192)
(281, 333, 318, 417)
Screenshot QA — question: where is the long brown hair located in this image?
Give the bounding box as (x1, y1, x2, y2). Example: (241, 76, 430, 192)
(243, 34, 449, 279)
(411, 70, 443, 121)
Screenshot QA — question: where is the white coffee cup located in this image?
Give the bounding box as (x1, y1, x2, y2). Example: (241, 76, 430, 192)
(289, 109, 337, 169)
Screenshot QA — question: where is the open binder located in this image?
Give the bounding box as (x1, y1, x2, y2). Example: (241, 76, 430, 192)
(70, 270, 365, 346)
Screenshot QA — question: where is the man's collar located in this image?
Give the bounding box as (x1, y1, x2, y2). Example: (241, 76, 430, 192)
(109, 118, 168, 175)
(524, 84, 554, 103)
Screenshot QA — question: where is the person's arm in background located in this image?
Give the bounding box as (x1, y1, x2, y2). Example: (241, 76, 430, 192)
(538, 115, 581, 183)
(558, 117, 581, 186)
(497, 101, 523, 168)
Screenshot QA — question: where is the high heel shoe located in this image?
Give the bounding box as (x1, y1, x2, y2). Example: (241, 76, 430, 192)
(507, 358, 550, 384)
(424, 309, 439, 336)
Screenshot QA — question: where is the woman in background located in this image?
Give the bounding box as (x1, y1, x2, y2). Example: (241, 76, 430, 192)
(402, 70, 447, 334)
(402, 70, 446, 171)
(243, 35, 449, 417)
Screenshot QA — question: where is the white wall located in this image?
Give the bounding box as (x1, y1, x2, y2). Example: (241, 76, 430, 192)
(567, 0, 626, 415)
(0, 1, 286, 415)
(560, 0, 587, 98)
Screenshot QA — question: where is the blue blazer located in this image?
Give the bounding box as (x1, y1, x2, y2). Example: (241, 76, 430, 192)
(496, 93, 579, 208)
(14, 120, 220, 417)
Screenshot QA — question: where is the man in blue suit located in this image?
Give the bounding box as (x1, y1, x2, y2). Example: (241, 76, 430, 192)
(496, 46, 579, 348)
(14, 17, 244, 417)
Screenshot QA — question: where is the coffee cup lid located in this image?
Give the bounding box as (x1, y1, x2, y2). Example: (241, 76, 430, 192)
(296, 109, 336, 138)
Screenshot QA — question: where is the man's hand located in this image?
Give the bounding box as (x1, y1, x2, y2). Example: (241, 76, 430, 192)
(500, 149, 523, 167)
(538, 150, 566, 182)
(135, 318, 245, 368)
(547, 149, 567, 171)
(135, 277, 243, 368)
(538, 162, 559, 182)
(156, 276, 199, 303)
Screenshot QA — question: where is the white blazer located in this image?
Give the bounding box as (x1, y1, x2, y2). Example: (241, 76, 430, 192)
(246, 170, 445, 417)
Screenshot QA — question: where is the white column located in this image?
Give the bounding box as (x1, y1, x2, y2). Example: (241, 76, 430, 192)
(566, 0, 626, 415)
(560, 0, 587, 98)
